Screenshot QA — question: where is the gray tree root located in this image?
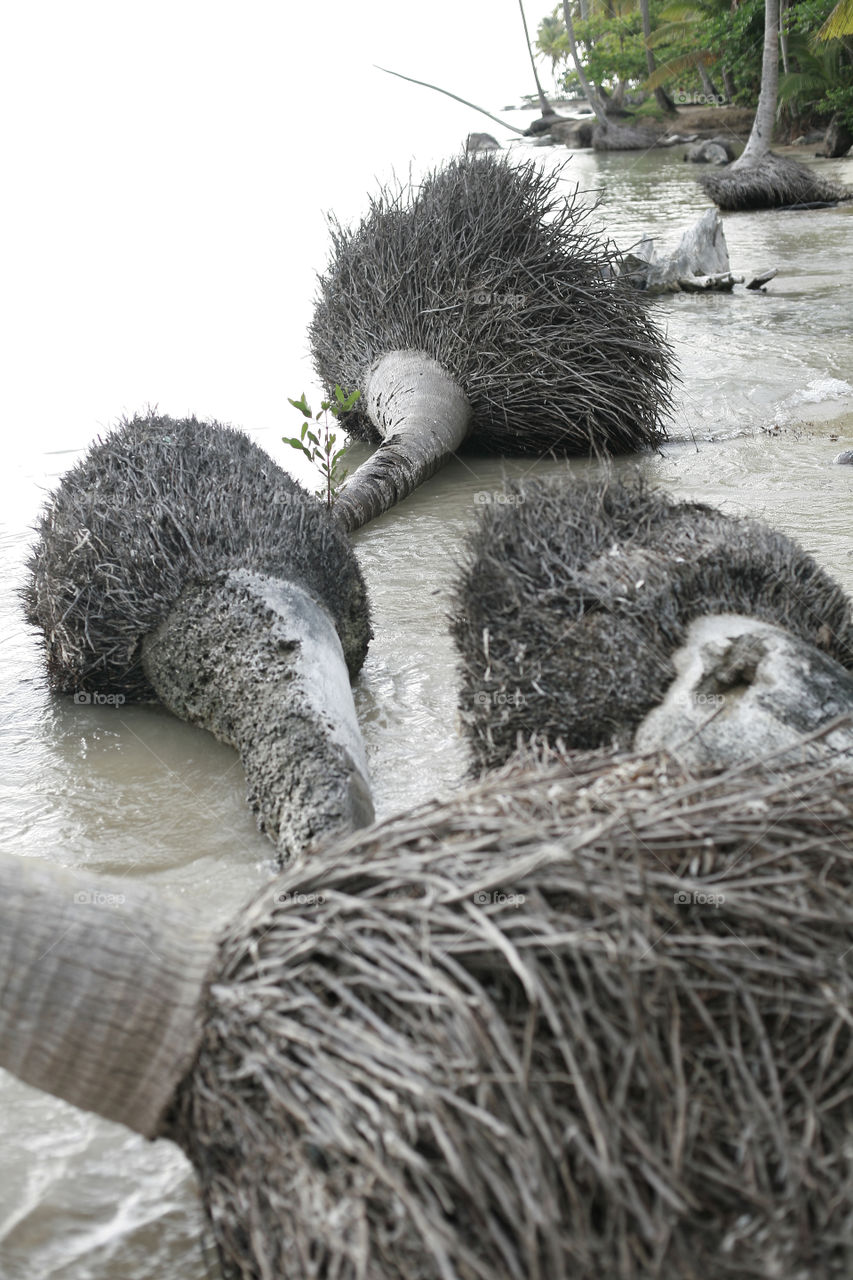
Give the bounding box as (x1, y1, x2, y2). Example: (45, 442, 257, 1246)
(142, 570, 373, 863)
(333, 350, 473, 533)
(0, 855, 212, 1137)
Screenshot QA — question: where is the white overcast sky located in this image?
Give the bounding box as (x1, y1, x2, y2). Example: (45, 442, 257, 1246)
(1, 2, 549, 484)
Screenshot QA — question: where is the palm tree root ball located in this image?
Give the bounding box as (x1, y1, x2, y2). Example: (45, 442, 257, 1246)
(23, 412, 374, 859)
(310, 154, 674, 529)
(451, 474, 853, 771)
(2, 744, 853, 1278)
(699, 151, 849, 211)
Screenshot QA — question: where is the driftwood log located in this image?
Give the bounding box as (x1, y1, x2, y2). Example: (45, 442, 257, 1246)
(621, 208, 743, 293)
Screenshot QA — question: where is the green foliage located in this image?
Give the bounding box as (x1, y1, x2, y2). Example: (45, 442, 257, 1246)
(575, 11, 648, 88)
(779, 2, 853, 129)
(284, 387, 360, 508)
(818, 0, 853, 40)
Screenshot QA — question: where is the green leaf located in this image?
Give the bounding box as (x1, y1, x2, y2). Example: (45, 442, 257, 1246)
(288, 394, 311, 416)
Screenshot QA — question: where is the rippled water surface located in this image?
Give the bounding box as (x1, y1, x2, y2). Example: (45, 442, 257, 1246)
(1, 127, 851, 1278)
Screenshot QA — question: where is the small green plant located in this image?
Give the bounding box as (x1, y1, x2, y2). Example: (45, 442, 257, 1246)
(284, 386, 360, 508)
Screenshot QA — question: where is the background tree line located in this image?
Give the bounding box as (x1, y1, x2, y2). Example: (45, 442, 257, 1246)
(535, 0, 853, 136)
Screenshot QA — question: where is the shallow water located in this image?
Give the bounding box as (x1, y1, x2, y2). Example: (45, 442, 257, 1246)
(1, 134, 852, 1278)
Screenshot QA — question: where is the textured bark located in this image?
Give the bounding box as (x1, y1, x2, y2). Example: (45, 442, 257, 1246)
(640, 0, 677, 114)
(561, 0, 608, 126)
(736, 0, 780, 167)
(142, 571, 373, 863)
(0, 855, 212, 1137)
(332, 351, 473, 533)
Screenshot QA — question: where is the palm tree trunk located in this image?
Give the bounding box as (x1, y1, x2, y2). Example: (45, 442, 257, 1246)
(640, 0, 677, 113)
(736, 0, 780, 167)
(0, 855, 213, 1137)
(332, 351, 473, 533)
(518, 0, 553, 116)
(780, 0, 790, 73)
(698, 62, 721, 101)
(141, 571, 374, 861)
(562, 0, 608, 126)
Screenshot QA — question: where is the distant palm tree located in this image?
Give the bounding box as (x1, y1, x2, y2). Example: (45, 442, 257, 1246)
(518, 0, 556, 115)
(561, 0, 609, 123)
(638, 0, 677, 112)
(737, 0, 780, 166)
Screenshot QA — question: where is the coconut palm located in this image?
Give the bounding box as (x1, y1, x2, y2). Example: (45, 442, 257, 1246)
(519, 0, 557, 116)
(638, 0, 678, 111)
(819, 0, 853, 39)
(698, 0, 849, 206)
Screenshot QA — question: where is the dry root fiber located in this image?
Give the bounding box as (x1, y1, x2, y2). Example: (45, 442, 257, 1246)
(170, 742, 853, 1280)
(23, 413, 370, 698)
(698, 151, 850, 211)
(451, 474, 853, 772)
(310, 153, 674, 457)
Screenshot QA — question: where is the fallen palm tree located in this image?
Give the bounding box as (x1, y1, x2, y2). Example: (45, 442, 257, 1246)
(2, 743, 853, 1277)
(451, 473, 853, 770)
(23, 413, 374, 860)
(311, 154, 674, 531)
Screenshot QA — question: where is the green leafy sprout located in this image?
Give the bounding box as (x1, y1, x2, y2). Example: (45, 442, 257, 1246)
(284, 386, 360, 508)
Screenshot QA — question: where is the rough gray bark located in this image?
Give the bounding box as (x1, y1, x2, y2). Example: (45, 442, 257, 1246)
(736, 0, 780, 166)
(332, 351, 473, 533)
(561, 0, 608, 126)
(142, 570, 374, 863)
(0, 855, 212, 1137)
(621, 209, 735, 292)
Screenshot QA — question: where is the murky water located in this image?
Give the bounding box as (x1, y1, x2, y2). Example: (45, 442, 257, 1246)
(1, 135, 851, 1279)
